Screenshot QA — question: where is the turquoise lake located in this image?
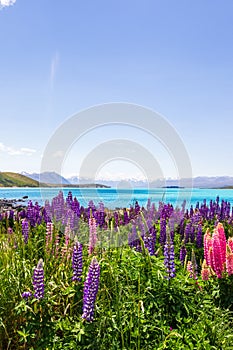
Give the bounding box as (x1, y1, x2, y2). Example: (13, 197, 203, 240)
(1, 187, 233, 209)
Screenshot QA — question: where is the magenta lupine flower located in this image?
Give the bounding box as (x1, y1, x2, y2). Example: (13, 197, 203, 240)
(32, 259, 44, 300)
(216, 223, 226, 264)
(226, 244, 233, 276)
(72, 241, 83, 282)
(82, 257, 100, 322)
(88, 217, 97, 255)
(212, 229, 224, 278)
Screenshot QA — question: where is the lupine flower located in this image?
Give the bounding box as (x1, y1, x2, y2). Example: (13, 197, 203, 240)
(88, 216, 97, 255)
(164, 231, 176, 279)
(216, 223, 226, 264)
(196, 224, 203, 248)
(204, 229, 212, 267)
(228, 237, 233, 253)
(21, 219, 29, 244)
(128, 222, 141, 252)
(201, 259, 210, 281)
(72, 241, 83, 282)
(82, 257, 100, 322)
(145, 219, 156, 256)
(212, 228, 225, 278)
(226, 244, 233, 276)
(187, 261, 193, 278)
(46, 222, 53, 247)
(22, 291, 32, 300)
(179, 245, 187, 265)
(184, 222, 192, 244)
(191, 250, 198, 280)
(33, 259, 44, 300)
(159, 217, 166, 246)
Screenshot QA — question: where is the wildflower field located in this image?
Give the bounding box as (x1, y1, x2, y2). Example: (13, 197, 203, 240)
(1, 192, 233, 349)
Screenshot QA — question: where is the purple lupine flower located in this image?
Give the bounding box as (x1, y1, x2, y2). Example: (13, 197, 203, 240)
(179, 245, 187, 265)
(123, 209, 130, 225)
(26, 201, 35, 227)
(66, 191, 73, 207)
(71, 197, 81, 217)
(8, 210, 14, 221)
(128, 221, 141, 251)
(88, 200, 96, 218)
(22, 291, 32, 300)
(144, 218, 156, 255)
(94, 202, 105, 228)
(88, 217, 97, 255)
(159, 217, 167, 246)
(44, 200, 52, 223)
(196, 224, 203, 248)
(82, 257, 100, 322)
(164, 231, 176, 279)
(22, 219, 29, 244)
(184, 222, 192, 244)
(72, 241, 83, 282)
(32, 259, 44, 300)
(52, 191, 65, 222)
(134, 201, 141, 215)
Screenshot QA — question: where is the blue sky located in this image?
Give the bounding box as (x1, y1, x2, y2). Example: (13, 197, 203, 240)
(0, 0, 233, 180)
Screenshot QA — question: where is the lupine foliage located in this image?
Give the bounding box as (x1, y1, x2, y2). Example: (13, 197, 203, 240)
(0, 192, 233, 348)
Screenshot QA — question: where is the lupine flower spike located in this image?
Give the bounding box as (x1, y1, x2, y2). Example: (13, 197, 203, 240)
(82, 257, 100, 322)
(72, 241, 83, 282)
(33, 259, 44, 300)
(164, 230, 176, 279)
(88, 216, 97, 255)
(201, 259, 210, 281)
(226, 244, 233, 276)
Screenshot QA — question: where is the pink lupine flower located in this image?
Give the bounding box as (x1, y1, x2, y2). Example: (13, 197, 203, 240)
(226, 244, 233, 276)
(208, 247, 215, 271)
(212, 229, 224, 278)
(216, 223, 226, 264)
(46, 222, 53, 247)
(187, 261, 193, 278)
(88, 216, 97, 255)
(201, 259, 210, 281)
(204, 229, 212, 266)
(227, 237, 233, 253)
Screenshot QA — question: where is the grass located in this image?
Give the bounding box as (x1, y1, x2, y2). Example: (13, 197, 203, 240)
(0, 172, 40, 187)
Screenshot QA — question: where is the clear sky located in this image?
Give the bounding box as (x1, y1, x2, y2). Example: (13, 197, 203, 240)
(0, 0, 233, 180)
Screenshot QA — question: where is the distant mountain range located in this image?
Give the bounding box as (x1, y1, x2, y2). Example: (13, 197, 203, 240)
(20, 172, 233, 188)
(21, 171, 70, 185)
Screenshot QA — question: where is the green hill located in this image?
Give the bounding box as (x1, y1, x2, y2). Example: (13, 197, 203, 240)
(0, 172, 40, 187)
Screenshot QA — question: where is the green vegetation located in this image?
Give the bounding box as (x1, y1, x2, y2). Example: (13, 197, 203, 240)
(0, 172, 40, 187)
(1, 194, 233, 349)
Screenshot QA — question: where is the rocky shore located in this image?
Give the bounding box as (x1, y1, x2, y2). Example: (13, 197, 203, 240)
(0, 196, 28, 210)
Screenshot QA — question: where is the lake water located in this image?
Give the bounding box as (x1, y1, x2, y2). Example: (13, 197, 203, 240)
(1, 187, 233, 209)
